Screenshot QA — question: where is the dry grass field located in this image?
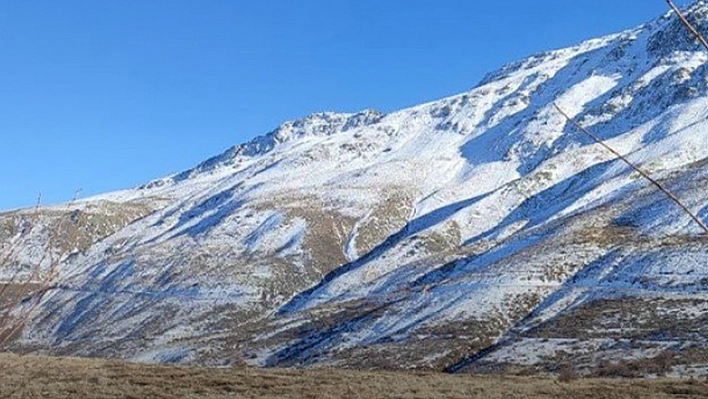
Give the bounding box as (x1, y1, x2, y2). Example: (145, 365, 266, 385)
(1, 354, 708, 399)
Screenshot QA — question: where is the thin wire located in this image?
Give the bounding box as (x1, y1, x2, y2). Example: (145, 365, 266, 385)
(554, 103, 708, 236)
(666, 0, 708, 52)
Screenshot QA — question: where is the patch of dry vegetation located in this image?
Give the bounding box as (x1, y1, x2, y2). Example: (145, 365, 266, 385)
(353, 189, 414, 256)
(1, 354, 708, 399)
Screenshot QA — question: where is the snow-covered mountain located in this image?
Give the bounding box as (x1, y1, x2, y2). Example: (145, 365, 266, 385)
(3, 1, 708, 376)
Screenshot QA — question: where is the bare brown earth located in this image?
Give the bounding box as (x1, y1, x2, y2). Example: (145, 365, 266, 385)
(1, 354, 708, 399)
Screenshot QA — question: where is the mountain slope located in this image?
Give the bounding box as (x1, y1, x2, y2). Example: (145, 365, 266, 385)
(3, 1, 708, 375)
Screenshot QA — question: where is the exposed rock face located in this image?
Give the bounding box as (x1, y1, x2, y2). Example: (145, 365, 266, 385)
(3, 1, 708, 376)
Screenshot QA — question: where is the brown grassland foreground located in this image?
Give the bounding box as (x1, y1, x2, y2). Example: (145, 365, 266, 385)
(0, 354, 707, 399)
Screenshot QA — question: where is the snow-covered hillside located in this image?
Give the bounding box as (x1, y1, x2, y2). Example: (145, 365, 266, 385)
(3, 0, 708, 375)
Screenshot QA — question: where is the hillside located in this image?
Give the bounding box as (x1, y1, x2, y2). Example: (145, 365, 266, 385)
(2, 1, 708, 376)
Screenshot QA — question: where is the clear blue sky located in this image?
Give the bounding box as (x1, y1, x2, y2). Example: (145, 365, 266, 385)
(0, 0, 694, 210)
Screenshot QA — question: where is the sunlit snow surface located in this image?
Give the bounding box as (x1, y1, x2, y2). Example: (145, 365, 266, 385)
(3, 2, 708, 374)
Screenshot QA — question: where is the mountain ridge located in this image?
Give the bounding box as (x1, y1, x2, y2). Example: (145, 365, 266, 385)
(2, 1, 708, 376)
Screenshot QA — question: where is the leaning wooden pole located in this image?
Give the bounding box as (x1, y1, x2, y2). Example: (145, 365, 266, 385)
(553, 103, 708, 235)
(665, 0, 708, 52)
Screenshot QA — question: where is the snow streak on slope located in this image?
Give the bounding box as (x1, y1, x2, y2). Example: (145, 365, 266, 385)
(2, 0, 708, 375)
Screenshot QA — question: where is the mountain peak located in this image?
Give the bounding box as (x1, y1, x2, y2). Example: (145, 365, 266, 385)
(144, 109, 385, 186)
(10, 2, 708, 375)
(271, 109, 385, 145)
